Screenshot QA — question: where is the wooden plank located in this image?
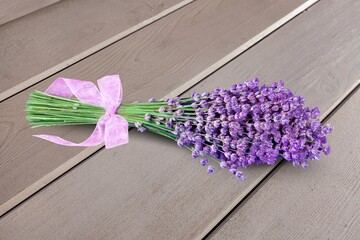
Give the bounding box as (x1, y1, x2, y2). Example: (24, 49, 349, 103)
(208, 87, 360, 240)
(0, 0, 314, 216)
(0, 0, 193, 101)
(0, 0, 60, 26)
(1, 0, 359, 239)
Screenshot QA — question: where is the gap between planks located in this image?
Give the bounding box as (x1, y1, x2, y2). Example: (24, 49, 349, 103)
(0, 0, 320, 217)
(203, 79, 360, 239)
(0, 0, 194, 102)
(164, 0, 320, 100)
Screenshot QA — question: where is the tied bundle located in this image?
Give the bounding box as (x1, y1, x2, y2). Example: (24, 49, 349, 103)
(26, 75, 332, 180)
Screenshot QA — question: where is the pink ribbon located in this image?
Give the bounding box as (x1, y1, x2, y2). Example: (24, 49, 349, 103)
(34, 75, 129, 149)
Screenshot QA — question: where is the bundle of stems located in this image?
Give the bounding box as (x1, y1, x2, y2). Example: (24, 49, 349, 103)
(26, 90, 194, 141)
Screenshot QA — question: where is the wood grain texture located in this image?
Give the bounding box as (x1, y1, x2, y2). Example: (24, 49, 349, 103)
(208, 87, 360, 240)
(1, 0, 359, 239)
(0, 0, 313, 216)
(0, 0, 60, 26)
(0, 0, 192, 101)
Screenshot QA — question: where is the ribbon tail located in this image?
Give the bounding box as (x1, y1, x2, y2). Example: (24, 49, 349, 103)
(104, 115, 129, 149)
(34, 117, 107, 147)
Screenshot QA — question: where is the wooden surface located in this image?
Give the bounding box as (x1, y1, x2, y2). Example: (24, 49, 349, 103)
(0, 0, 60, 25)
(208, 87, 360, 240)
(0, 0, 313, 216)
(1, 0, 359, 239)
(0, 0, 191, 101)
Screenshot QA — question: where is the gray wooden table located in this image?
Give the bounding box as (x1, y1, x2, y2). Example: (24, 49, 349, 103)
(0, 0, 359, 239)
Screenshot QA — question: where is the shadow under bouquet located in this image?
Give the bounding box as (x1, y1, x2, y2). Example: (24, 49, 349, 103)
(26, 75, 332, 180)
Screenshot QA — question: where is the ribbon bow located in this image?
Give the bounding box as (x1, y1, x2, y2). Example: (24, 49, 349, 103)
(34, 75, 129, 149)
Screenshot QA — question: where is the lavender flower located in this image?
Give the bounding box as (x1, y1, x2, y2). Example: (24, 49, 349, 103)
(134, 122, 147, 132)
(207, 165, 215, 174)
(235, 171, 246, 181)
(144, 113, 151, 121)
(126, 78, 333, 180)
(200, 158, 209, 166)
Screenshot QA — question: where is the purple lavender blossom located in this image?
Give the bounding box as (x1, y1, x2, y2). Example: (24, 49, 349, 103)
(235, 171, 246, 181)
(134, 78, 333, 180)
(134, 122, 147, 132)
(144, 113, 151, 121)
(200, 158, 209, 166)
(207, 165, 215, 174)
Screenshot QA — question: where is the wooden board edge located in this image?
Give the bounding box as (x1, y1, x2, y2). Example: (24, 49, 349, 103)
(0, 0, 320, 217)
(199, 80, 360, 240)
(164, 0, 320, 100)
(0, 0, 61, 26)
(0, 145, 103, 216)
(0, 0, 194, 103)
(321, 80, 360, 119)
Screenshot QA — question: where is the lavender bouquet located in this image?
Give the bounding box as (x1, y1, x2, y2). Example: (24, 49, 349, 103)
(26, 76, 332, 180)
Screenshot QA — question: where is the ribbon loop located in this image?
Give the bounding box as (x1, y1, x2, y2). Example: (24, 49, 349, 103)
(34, 75, 129, 149)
